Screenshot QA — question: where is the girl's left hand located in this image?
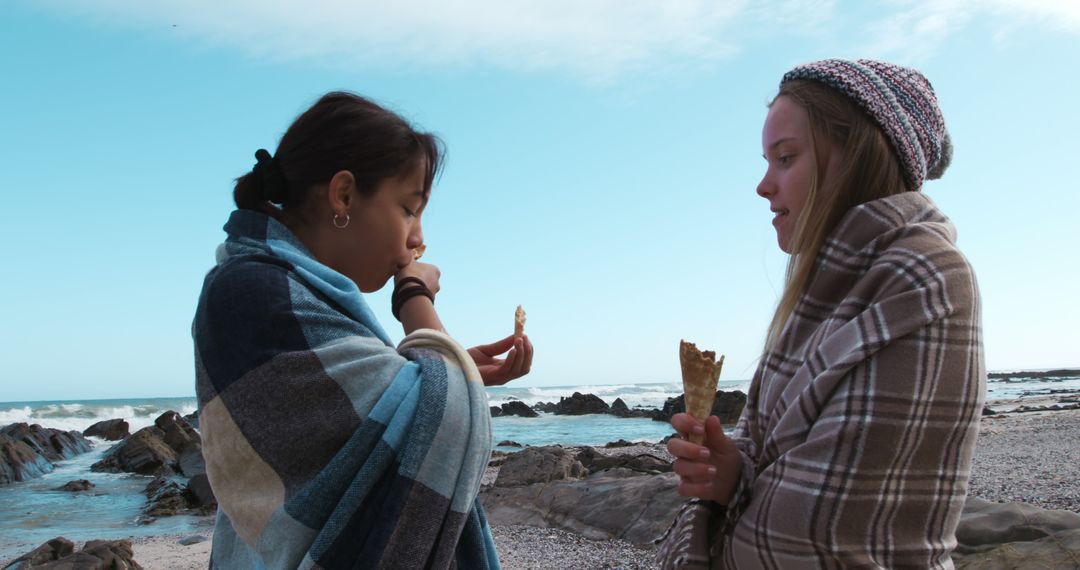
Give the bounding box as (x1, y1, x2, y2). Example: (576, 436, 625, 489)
(468, 335, 534, 386)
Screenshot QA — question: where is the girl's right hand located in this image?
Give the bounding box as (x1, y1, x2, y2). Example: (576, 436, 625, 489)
(395, 261, 441, 295)
(667, 413, 743, 505)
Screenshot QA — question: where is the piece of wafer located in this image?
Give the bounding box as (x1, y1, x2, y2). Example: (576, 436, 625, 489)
(514, 305, 526, 339)
(679, 340, 725, 445)
(412, 244, 427, 261)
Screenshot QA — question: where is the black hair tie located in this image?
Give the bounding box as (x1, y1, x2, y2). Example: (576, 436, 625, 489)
(252, 149, 288, 204)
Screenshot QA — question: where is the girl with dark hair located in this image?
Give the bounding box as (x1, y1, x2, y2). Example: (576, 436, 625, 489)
(661, 60, 985, 568)
(194, 92, 531, 569)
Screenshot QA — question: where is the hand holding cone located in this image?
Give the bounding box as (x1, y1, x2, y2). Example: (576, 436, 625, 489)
(679, 340, 725, 445)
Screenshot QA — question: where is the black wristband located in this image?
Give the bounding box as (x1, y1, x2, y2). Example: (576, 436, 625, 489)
(394, 276, 427, 294)
(392, 285, 435, 321)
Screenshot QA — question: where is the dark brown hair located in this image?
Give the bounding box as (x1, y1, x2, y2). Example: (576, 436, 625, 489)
(765, 79, 908, 350)
(234, 92, 444, 213)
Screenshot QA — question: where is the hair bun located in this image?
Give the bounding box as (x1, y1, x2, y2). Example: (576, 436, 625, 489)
(252, 149, 288, 204)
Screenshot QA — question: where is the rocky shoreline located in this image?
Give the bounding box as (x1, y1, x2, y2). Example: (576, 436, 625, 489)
(4, 389, 1080, 568)
(490, 389, 748, 423)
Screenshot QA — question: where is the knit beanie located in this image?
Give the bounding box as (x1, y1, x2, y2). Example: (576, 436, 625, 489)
(781, 59, 952, 192)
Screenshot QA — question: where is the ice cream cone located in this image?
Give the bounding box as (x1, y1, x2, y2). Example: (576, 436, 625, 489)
(679, 340, 725, 445)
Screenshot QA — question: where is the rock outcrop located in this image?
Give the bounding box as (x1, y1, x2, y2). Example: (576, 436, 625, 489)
(483, 470, 683, 544)
(1, 423, 93, 463)
(0, 433, 54, 485)
(82, 419, 130, 441)
(500, 401, 539, 418)
(1, 423, 93, 486)
(575, 447, 671, 475)
(5, 537, 142, 569)
(554, 393, 610, 416)
(57, 479, 95, 492)
(532, 401, 558, 414)
(952, 497, 1080, 568)
(494, 446, 588, 487)
(651, 390, 747, 424)
(89, 410, 215, 516)
(91, 428, 179, 476)
(91, 411, 202, 478)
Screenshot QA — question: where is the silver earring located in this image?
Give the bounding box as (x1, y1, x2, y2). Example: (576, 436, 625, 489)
(333, 213, 350, 229)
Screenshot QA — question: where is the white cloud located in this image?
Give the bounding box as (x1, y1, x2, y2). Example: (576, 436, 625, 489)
(859, 0, 1080, 61)
(54, 0, 748, 80)
(45, 0, 1080, 78)
(987, 0, 1080, 31)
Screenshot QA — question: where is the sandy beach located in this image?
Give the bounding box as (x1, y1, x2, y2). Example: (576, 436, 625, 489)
(66, 407, 1070, 569)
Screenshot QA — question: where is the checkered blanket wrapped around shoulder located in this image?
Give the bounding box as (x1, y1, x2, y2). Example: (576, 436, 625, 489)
(193, 210, 499, 569)
(717, 192, 986, 569)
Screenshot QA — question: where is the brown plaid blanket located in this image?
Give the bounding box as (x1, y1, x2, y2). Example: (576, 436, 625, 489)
(717, 192, 986, 569)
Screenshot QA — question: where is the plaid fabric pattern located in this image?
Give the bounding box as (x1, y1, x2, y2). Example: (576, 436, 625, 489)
(716, 192, 985, 569)
(193, 210, 499, 569)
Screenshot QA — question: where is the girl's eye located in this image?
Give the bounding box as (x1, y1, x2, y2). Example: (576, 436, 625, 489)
(778, 154, 793, 166)
(403, 207, 416, 217)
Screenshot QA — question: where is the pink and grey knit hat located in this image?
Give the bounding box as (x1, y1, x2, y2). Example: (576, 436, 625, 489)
(781, 59, 952, 191)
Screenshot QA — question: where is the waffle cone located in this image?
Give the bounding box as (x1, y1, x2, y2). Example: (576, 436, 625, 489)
(679, 340, 725, 445)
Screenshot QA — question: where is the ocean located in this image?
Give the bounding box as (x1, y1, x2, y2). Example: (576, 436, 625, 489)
(2, 374, 1078, 560)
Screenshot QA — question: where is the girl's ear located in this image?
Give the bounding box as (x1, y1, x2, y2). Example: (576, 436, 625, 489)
(326, 170, 356, 214)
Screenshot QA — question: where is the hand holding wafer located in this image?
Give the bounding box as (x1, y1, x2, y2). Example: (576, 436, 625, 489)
(668, 340, 741, 504)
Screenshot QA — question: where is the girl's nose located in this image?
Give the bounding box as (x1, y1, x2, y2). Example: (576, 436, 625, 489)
(756, 173, 774, 198)
(406, 219, 424, 249)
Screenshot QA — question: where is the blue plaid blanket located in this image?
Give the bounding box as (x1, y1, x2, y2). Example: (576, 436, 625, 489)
(193, 210, 498, 569)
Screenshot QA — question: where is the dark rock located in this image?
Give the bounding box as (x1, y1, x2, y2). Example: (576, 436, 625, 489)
(1, 433, 54, 486)
(482, 471, 683, 544)
(90, 411, 199, 478)
(178, 446, 206, 478)
(185, 474, 217, 511)
(501, 401, 539, 418)
(604, 439, 637, 448)
(57, 479, 95, 492)
(532, 401, 558, 414)
(181, 411, 200, 430)
(609, 398, 649, 418)
(5, 537, 142, 569)
(83, 419, 130, 441)
(490, 406, 503, 417)
(982, 407, 997, 416)
(554, 393, 610, 416)
(91, 427, 178, 476)
(495, 446, 588, 487)
(155, 411, 201, 453)
(0, 423, 93, 463)
(144, 477, 187, 517)
(5, 536, 75, 567)
(651, 390, 747, 424)
(497, 440, 523, 448)
(576, 447, 672, 475)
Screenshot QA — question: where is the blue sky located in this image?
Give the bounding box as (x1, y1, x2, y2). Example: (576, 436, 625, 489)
(2, 1, 1078, 401)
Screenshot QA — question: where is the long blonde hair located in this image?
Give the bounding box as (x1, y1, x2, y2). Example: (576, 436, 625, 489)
(764, 80, 910, 352)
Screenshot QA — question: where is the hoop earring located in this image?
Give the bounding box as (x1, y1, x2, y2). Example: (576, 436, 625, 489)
(333, 213, 350, 229)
